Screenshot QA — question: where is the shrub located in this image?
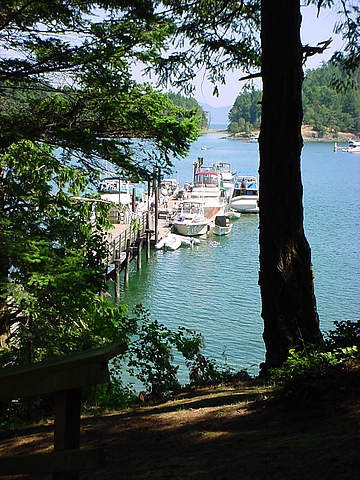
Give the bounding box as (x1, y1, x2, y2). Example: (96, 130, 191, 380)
(325, 320, 360, 350)
(188, 353, 251, 387)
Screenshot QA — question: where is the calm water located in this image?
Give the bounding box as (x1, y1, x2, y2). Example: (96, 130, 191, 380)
(117, 133, 360, 376)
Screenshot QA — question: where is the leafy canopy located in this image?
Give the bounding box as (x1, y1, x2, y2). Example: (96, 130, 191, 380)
(0, 0, 201, 370)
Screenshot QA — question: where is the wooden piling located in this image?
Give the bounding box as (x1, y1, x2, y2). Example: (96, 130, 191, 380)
(146, 212, 151, 260)
(115, 260, 120, 302)
(132, 187, 136, 212)
(124, 239, 131, 286)
(137, 238, 142, 271)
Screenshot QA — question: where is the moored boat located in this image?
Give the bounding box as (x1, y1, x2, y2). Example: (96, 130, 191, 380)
(188, 165, 226, 218)
(172, 200, 210, 236)
(155, 233, 182, 251)
(211, 215, 232, 236)
(99, 177, 132, 205)
(230, 174, 259, 213)
(213, 161, 235, 201)
(342, 139, 360, 153)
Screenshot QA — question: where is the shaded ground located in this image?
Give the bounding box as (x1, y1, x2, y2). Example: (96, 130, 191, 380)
(1, 382, 359, 479)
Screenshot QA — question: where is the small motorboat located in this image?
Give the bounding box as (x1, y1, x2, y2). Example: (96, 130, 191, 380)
(211, 215, 232, 236)
(173, 234, 201, 247)
(172, 200, 210, 236)
(155, 234, 182, 251)
(342, 139, 360, 153)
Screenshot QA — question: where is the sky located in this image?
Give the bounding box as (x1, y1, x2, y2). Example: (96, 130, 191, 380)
(193, 4, 345, 108)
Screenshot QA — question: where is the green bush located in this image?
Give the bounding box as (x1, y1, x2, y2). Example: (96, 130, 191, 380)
(188, 353, 251, 387)
(325, 320, 360, 349)
(126, 306, 203, 400)
(269, 319, 360, 403)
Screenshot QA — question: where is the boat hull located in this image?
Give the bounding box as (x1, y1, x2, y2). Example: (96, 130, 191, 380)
(230, 196, 259, 213)
(155, 234, 181, 250)
(212, 224, 232, 236)
(173, 221, 209, 236)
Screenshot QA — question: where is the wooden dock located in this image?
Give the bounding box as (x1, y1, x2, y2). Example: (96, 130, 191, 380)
(104, 208, 172, 300)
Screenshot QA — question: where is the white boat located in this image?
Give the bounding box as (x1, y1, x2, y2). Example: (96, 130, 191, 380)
(342, 139, 360, 153)
(247, 133, 259, 143)
(211, 215, 232, 236)
(224, 206, 241, 219)
(173, 234, 201, 247)
(99, 177, 132, 205)
(213, 162, 235, 201)
(155, 233, 181, 251)
(188, 168, 226, 218)
(172, 200, 210, 236)
(230, 174, 259, 213)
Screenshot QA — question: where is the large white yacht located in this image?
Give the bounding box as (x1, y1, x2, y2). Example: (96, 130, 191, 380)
(230, 174, 259, 213)
(213, 161, 235, 201)
(187, 167, 226, 219)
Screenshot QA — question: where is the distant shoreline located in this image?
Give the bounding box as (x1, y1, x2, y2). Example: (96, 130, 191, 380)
(203, 128, 228, 134)
(203, 127, 357, 143)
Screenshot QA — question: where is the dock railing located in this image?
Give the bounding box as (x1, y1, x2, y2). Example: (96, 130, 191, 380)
(107, 210, 151, 265)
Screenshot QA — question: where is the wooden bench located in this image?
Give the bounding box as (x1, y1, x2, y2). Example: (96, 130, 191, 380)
(0, 343, 127, 479)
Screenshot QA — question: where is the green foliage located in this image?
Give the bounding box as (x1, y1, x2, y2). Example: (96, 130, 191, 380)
(325, 319, 360, 350)
(127, 306, 203, 399)
(0, 0, 201, 374)
(270, 345, 358, 386)
(188, 353, 251, 387)
(228, 62, 360, 135)
(168, 92, 208, 129)
(270, 319, 360, 403)
(228, 87, 262, 133)
(303, 62, 360, 134)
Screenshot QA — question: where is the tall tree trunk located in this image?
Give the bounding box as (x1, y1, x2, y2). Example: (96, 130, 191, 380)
(258, 0, 322, 369)
(0, 167, 10, 347)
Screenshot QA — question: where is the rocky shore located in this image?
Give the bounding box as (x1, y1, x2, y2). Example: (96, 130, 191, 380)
(206, 125, 357, 143)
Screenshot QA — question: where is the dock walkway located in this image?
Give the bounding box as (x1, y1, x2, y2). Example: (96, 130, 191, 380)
(105, 210, 171, 270)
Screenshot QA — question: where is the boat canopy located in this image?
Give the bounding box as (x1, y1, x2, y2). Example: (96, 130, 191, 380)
(234, 174, 258, 190)
(194, 171, 219, 185)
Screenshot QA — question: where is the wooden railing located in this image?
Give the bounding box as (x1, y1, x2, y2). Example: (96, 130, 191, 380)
(0, 343, 127, 479)
(107, 210, 152, 265)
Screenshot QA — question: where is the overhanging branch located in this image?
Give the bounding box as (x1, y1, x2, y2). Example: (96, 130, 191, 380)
(302, 38, 332, 62)
(238, 72, 261, 81)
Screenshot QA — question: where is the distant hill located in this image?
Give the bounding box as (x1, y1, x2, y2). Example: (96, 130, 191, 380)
(168, 92, 208, 128)
(227, 62, 360, 136)
(199, 103, 232, 128)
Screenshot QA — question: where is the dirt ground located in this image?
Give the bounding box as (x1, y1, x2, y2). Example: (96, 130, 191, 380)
(1, 380, 359, 480)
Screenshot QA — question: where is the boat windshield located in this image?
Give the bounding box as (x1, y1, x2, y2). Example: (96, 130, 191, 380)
(194, 171, 219, 185)
(182, 202, 202, 214)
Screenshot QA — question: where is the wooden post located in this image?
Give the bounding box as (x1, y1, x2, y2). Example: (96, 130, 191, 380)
(115, 260, 120, 302)
(124, 239, 131, 286)
(154, 173, 159, 245)
(53, 389, 81, 480)
(146, 212, 151, 260)
(137, 238, 143, 271)
(132, 187, 136, 212)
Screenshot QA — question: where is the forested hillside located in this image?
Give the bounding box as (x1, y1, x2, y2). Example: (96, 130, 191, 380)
(168, 92, 209, 129)
(228, 63, 360, 135)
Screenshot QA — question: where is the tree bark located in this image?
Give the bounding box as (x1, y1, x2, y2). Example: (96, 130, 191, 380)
(0, 167, 10, 347)
(259, 0, 322, 369)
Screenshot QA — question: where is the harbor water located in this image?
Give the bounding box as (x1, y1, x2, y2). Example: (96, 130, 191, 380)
(117, 132, 360, 376)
